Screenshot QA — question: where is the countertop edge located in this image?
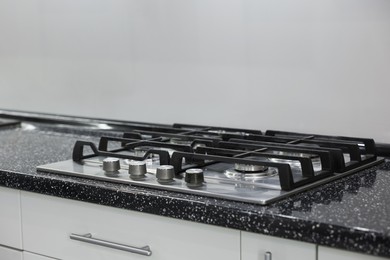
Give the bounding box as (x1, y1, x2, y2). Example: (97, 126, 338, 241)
(0, 170, 389, 258)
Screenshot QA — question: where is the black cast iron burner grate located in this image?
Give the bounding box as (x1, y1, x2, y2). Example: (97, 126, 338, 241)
(37, 123, 383, 205)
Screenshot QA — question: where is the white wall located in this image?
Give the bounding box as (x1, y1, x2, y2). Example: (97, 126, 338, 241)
(0, 0, 389, 141)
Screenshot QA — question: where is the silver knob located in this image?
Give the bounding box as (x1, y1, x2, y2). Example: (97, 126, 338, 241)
(156, 165, 175, 184)
(102, 158, 120, 172)
(129, 161, 147, 179)
(185, 168, 204, 187)
(264, 252, 272, 260)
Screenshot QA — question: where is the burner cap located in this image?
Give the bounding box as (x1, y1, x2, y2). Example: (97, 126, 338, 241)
(234, 163, 268, 173)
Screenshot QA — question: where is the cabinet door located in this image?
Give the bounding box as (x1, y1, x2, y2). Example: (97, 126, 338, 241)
(0, 187, 22, 249)
(318, 246, 387, 260)
(241, 231, 316, 260)
(23, 252, 57, 260)
(0, 245, 22, 260)
(21, 191, 240, 260)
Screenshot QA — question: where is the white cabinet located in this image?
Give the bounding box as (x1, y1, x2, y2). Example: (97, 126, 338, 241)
(0, 245, 22, 260)
(318, 246, 387, 260)
(14, 188, 387, 260)
(241, 231, 316, 260)
(23, 252, 57, 260)
(0, 186, 22, 249)
(21, 191, 240, 260)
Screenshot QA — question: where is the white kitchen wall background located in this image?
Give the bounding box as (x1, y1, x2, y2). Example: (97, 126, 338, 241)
(0, 0, 389, 141)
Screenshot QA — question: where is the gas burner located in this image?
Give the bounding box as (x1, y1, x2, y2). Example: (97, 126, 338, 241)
(170, 138, 192, 146)
(233, 156, 270, 173)
(169, 138, 207, 150)
(224, 167, 278, 181)
(234, 163, 268, 173)
(133, 146, 154, 157)
(208, 129, 249, 136)
(133, 146, 176, 158)
(270, 150, 315, 158)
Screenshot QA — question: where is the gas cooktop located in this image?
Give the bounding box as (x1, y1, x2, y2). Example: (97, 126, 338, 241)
(31, 117, 384, 205)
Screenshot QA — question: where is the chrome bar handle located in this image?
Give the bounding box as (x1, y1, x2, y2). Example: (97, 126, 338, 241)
(264, 251, 272, 260)
(70, 233, 152, 256)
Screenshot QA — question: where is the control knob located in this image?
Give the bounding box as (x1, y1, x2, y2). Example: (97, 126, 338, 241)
(156, 165, 175, 184)
(102, 158, 120, 172)
(185, 168, 204, 187)
(129, 161, 147, 179)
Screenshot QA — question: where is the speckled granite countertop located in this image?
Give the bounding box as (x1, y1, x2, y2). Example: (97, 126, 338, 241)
(0, 116, 389, 258)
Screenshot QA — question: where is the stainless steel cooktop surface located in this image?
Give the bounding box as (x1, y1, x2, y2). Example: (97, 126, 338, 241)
(36, 122, 384, 205)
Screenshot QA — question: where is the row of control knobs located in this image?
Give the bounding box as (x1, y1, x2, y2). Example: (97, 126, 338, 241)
(102, 158, 204, 186)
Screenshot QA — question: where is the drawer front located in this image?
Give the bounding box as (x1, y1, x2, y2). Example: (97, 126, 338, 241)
(0, 245, 22, 260)
(241, 231, 316, 260)
(21, 191, 240, 260)
(318, 246, 387, 260)
(0, 187, 22, 249)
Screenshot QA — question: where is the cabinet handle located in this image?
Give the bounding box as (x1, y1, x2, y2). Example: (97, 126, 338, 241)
(264, 251, 272, 260)
(70, 233, 152, 256)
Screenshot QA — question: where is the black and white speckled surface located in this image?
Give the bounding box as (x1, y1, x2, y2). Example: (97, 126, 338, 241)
(0, 121, 390, 258)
